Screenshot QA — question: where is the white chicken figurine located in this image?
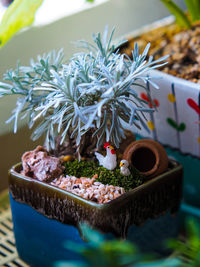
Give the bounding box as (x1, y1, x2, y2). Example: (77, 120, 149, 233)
(120, 160, 131, 176)
(95, 142, 117, 170)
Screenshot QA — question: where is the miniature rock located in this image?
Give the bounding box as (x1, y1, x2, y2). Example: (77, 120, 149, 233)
(21, 146, 64, 182)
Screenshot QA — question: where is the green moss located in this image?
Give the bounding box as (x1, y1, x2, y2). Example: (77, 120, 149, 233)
(63, 160, 144, 191)
(63, 160, 97, 178)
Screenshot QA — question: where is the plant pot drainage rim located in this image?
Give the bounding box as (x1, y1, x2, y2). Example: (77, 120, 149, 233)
(8, 160, 183, 237)
(9, 160, 182, 209)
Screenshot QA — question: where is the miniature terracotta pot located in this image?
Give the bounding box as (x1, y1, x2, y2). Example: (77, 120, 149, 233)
(123, 139, 168, 177)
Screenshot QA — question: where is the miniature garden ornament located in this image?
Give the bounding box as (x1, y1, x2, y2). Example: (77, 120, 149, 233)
(0, 25, 176, 203)
(0, 28, 183, 266)
(95, 142, 117, 170)
(120, 159, 131, 176)
(123, 139, 169, 177)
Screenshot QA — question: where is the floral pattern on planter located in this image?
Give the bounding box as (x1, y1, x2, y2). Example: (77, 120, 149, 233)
(132, 70, 200, 158)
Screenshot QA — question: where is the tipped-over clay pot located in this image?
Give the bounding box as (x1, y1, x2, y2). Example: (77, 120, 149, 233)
(123, 139, 168, 177)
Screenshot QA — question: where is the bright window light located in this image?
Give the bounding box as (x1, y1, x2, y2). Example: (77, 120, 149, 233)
(0, 0, 108, 27)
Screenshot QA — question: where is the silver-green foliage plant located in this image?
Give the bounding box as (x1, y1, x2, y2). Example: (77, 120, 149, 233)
(0, 27, 167, 152)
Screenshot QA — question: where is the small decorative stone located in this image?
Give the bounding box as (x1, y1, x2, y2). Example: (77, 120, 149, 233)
(60, 155, 73, 162)
(51, 175, 125, 204)
(21, 146, 64, 182)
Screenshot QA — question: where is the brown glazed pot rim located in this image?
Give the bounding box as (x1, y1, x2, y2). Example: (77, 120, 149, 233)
(9, 160, 182, 210)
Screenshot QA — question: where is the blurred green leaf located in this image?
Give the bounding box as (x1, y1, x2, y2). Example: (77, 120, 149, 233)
(167, 218, 200, 266)
(134, 258, 181, 267)
(79, 223, 104, 245)
(55, 219, 200, 267)
(61, 223, 155, 267)
(160, 0, 191, 28)
(185, 0, 200, 21)
(55, 262, 88, 267)
(0, 0, 43, 47)
(64, 241, 85, 254)
(101, 240, 136, 254)
(193, 0, 200, 18)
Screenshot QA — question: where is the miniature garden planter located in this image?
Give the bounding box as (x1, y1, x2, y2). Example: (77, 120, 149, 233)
(119, 17, 200, 207)
(9, 160, 182, 267)
(0, 25, 185, 267)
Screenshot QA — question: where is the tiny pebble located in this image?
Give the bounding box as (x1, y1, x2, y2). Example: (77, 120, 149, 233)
(73, 185, 79, 189)
(94, 182, 101, 186)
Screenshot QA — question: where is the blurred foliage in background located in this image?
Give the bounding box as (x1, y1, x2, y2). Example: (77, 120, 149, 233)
(0, 0, 43, 47)
(56, 218, 200, 267)
(167, 219, 200, 267)
(0, 0, 94, 48)
(161, 0, 200, 29)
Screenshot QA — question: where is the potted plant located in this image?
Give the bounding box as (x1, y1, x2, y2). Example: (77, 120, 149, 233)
(118, 0, 200, 208)
(0, 28, 183, 266)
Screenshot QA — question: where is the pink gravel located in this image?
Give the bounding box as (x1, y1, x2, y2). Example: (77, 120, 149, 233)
(51, 175, 125, 204)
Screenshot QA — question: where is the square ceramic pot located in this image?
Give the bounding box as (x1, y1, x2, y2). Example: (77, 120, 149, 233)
(9, 159, 182, 267)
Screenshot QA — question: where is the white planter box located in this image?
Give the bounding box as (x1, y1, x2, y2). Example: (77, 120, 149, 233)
(123, 18, 200, 158)
(133, 70, 200, 158)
